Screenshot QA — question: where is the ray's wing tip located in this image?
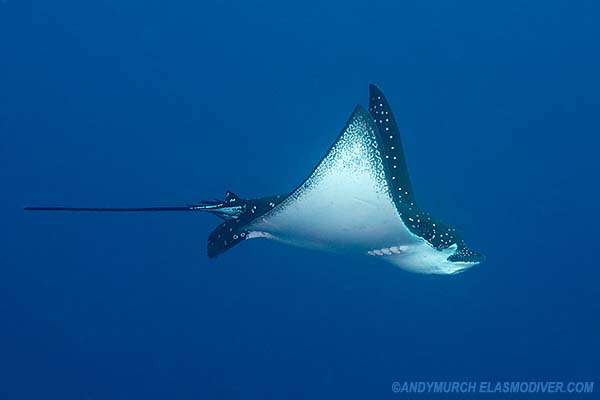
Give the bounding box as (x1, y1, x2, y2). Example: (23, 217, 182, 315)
(207, 245, 219, 259)
(350, 104, 379, 130)
(369, 83, 390, 104)
(351, 104, 370, 117)
(369, 83, 383, 96)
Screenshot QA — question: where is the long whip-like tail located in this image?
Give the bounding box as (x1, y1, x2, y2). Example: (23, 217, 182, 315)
(24, 206, 196, 212)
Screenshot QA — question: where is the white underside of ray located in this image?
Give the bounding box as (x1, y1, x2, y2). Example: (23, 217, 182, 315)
(248, 110, 428, 259)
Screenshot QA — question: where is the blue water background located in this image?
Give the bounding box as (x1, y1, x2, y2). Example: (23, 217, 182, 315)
(1, 1, 599, 398)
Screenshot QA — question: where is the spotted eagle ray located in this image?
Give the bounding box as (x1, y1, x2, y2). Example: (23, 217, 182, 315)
(25, 85, 483, 274)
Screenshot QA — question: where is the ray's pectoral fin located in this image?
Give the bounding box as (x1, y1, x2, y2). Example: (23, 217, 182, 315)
(207, 219, 249, 258)
(369, 84, 417, 207)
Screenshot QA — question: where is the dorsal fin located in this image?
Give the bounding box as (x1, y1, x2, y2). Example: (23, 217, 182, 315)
(225, 190, 239, 203)
(368, 84, 417, 207)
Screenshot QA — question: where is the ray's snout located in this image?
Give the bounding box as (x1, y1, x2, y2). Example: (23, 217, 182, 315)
(447, 247, 485, 265)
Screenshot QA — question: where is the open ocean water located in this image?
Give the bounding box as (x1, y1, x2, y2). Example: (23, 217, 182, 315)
(1, 1, 599, 399)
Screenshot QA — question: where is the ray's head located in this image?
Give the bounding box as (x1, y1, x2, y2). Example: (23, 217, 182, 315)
(396, 209, 484, 274)
(439, 241, 484, 275)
